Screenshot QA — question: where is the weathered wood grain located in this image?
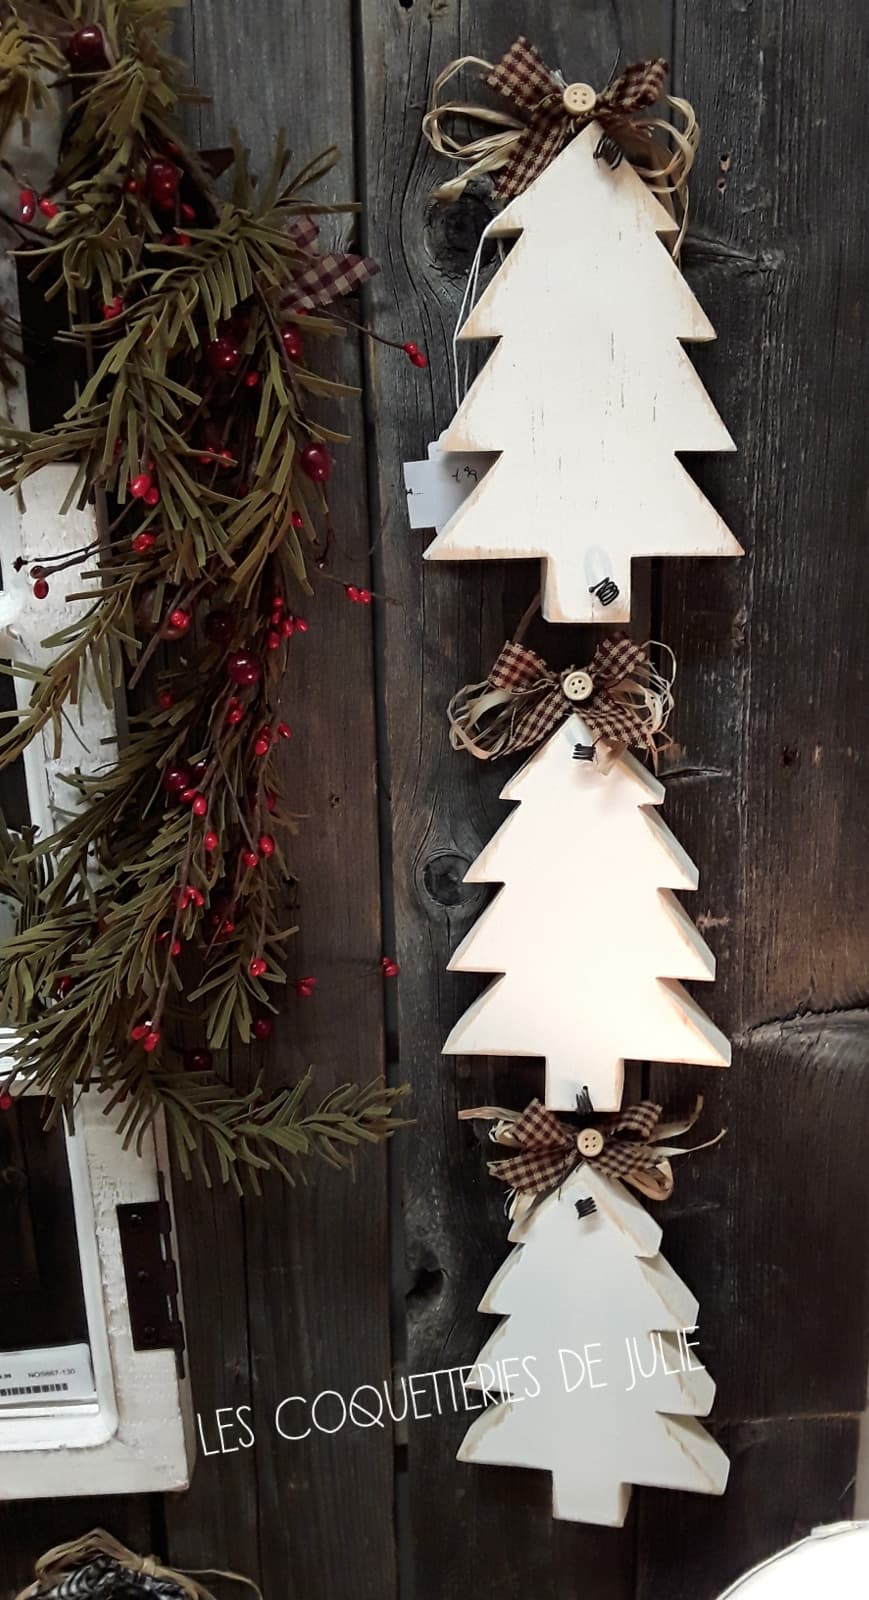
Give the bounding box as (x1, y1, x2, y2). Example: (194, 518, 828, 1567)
(165, 4, 395, 1597)
(359, 3, 670, 1596)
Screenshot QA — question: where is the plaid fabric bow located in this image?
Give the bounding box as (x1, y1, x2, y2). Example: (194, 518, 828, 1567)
(282, 216, 379, 312)
(466, 1095, 716, 1203)
(487, 38, 668, 198)
(448, 637, 667, 763)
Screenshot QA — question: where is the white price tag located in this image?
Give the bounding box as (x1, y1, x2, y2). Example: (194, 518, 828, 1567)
(403, 432, 495, 534)
(0, 1342, 95, 1407)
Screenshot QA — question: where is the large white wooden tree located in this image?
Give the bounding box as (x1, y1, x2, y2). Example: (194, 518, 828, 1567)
(444, 715, 729, 1109)
(459, 1165, 729, 1526)
(424, 122, 742, 623)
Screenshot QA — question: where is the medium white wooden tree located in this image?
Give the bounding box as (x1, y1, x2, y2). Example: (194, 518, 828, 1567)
(459, 1165, 729, 1526)
(444, 715, 729, 1109)
(424, 122, 742, 623)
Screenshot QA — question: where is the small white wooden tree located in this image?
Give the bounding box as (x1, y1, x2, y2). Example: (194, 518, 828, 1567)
(459, 1165, 729, 1526)
(424, 122, 742, 623)
(444, 715, 729, 1109)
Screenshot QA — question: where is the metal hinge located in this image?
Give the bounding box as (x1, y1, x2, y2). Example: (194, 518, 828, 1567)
(117, 1172, 186, 1376)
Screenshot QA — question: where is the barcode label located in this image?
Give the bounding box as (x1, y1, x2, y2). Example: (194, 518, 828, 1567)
(0, 1382, 69, 1396)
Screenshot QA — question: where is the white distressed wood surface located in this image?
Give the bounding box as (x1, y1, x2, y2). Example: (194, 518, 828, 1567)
(717, 1524, 869, 1596)
(459, 1166, 729, 1527)
(424, 122, 742, 623)
(444, 715, 730, 1110)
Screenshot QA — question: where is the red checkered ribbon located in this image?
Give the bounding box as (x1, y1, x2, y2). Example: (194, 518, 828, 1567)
(460, 1096, 719, 1203)
(447, 637, 673, 764)
(283, 217, 379, 312)
(487, 39, 667, 198)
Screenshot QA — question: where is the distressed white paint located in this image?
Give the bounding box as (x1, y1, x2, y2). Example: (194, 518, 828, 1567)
(444, 715, 730, 1110)
(0, 236, 192, 1494)
(424, 122, 742, 623)
(459, 1167, 729, 1526)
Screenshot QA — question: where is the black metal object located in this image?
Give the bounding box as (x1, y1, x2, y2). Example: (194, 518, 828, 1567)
(116, 1174, 185, 1374)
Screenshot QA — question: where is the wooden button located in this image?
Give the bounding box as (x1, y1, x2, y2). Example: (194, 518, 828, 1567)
(562, 669, 594, 703)
(562, 82, 597, 117)
(576, 1127, 605, 1158)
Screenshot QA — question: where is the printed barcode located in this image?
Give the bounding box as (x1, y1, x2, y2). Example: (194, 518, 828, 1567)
(0, 1382, 69, 1396)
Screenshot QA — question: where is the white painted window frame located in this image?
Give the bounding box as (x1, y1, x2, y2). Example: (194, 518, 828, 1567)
(0, 248, 193, 1498)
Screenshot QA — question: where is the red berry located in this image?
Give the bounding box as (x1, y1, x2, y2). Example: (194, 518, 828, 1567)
(171, 939, 182, 957)
(281, 327, 303, 361)
(345, 584, 360, 602)
(143, 1030, 161, 1052)
(174, 231, 192, 247)
(32, 578, 49, 599)
(18, 189, 36, 222)
(180, 787, 196, 804)
(143, 485, 160, 506)
(158, 689, 174, 710)
(226, 705, 244, 726)
(381, 957, 400, 978)
(280, 617, 294, 638)
(244, 370, 261, 388)
(216, 449, 235, 468)
(38, 198, 59, 219)
(295, 976, 316, 997)
(162, 765, 192, 795)
(241, 849, 259, 870)
(294, 616, 309, 633)
(184, 1049, 213, 1071)
(203, 829, 219, 851)
(132, 531, 156, 553)
(291, 510, 304, 529)
(129, 472, 152, 499)
(180, 202, 196, 223)
(146, 159, 179, 198)
(258, 834, 275, 856)
(130, 1022, 150, 1041)
(191, 794, 208, 817)
(265, 789, 277, 813)
(228, 651, 262, 686)
(125, 178, 141, 194)
(410, 351, 428, 369)
(253, 1017, 273, 1040)
(56, 974, 72, 997)
(358, 589, 372, 605)
(403, 342, 419, 356)
(167, 607, 192, 635)
(249, 957, 267, 978)
(190, 886, 205, 907)
(267, 629, 281, 650)
(66, 24, 108, 71)
(300, 442, 331, 482)
(102, 295, 123, 320)
(276, 722, 291, 740)
(254, 735, 271, 756)
(0, 1092, 12, 1112)
(207, 335, 241, 374)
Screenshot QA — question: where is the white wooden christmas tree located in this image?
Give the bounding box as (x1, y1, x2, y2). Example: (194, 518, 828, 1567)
(445, 714, 729, 1110)
(459, 1165, 729, 1526)
(424, 122, 742, 623)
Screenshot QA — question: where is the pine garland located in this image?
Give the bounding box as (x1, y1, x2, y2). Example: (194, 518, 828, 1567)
(0, 0, 408, 1187)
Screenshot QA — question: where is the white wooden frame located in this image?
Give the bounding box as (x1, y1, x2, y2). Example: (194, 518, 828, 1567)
(0, 254, 193, 1496)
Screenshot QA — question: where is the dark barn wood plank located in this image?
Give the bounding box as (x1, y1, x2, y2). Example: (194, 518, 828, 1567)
(358, 4, 691, 1596)
(166, 5, 395, 1597)
(642, 0, 869, 1589)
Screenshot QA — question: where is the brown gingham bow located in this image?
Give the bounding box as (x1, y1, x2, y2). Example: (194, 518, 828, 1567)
(282, 215, 379, 312)
(460, 1096, 721, 1203)
(486, 39, 667, 198)
(447, 637, 674, 765)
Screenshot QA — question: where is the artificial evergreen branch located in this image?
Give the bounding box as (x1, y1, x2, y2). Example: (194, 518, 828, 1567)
(0, 0, 409, 1185)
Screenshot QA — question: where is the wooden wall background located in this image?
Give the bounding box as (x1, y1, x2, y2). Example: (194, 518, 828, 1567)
(1, 1, 868, 1596)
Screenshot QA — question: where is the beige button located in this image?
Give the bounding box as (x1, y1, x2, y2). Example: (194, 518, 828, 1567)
(562, 82, 597, 117)
(576, 1127, 605, 1159)
(562, 669, 594, 703)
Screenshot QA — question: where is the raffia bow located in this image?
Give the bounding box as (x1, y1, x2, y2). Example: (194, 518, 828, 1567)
(460, 1096, 723, 1203)
(447, 637, 675, 768)
(424, 37, 698, 247)
(14, 1530, 262, 1600)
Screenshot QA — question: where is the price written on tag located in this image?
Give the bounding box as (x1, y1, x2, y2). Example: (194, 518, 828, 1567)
(403, 433, 497, 534)
(0, 1341, 96, 1407)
